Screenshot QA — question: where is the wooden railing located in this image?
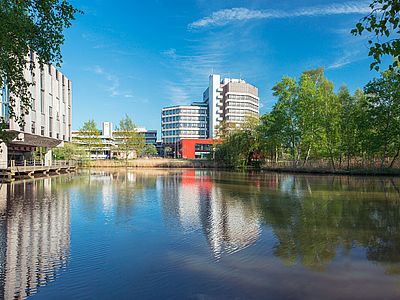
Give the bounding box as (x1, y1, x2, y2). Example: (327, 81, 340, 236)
(8, 160, 78, 173)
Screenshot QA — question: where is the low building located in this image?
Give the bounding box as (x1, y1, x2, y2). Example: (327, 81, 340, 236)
(71, 122, 157, 159)
(0, 52, 72, 169)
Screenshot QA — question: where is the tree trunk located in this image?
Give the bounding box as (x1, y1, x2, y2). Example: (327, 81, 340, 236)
(389, 146, 400, 169)
(381, 143, 388, 169)
(347, 146, 351, 170)
(329, 149, 336, 171)
(303, 145, 311, 167)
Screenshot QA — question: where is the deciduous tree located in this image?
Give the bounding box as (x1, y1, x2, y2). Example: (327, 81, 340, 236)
(0, 0, 81, 127)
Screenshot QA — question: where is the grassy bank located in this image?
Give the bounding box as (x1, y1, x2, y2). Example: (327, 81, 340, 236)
(81, 158, 221, 169)
(260, 166, 400, 176)
(78, 158, 400, 177)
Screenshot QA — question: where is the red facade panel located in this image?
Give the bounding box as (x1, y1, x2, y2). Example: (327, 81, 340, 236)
(179, 139, 217, 159)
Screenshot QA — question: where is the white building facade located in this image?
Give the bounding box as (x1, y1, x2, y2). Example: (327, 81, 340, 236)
(0, 52, 72, 168)
(161, 74, 259, 145)
(161, 103, 208, 144)
(204, 74, 259, 138)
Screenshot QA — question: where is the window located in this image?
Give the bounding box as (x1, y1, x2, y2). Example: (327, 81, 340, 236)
(41, 126, 45, 136)
(40, 69, 45, 113)
(62, 114, 66, 124)
(62, 76, 65, 103)
(31, 121, 35, 134)
(195, 144, 212, 152)
(49, 107, 53, 137)
(48, 65, 52, 75)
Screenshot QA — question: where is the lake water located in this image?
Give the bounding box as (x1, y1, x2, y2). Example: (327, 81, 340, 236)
(0, 169, 400, 299)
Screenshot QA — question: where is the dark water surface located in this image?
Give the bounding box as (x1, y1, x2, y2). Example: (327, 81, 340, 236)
(1, 170, 400, 299)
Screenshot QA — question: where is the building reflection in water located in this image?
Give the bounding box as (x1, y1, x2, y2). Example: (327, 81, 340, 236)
(0, 178, 70, 299)
(162, 170, 261, 258)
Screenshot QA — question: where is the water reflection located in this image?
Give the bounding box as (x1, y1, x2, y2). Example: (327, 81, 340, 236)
(160, 170, 261, 258)
(0, 170, 400, 299)
(159, 170, 400, 272)
(0, 178, 71, 299)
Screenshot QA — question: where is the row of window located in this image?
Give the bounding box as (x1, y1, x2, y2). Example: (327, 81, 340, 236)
(226, 116, 247, 122)
(163, 138, 180, 144)
(163, 122, 207, 129)
(194, 144, 212, 152)
(37, 69, 71, 114)
(162, 108, 207, 116)
(162, 116, 207, 122)
(163, 130, 206, 136)
(225, 109, 258, 115)
(225, 101, 258, 110)
(31, 120, 68, 140)
(227, 94, 258, 104)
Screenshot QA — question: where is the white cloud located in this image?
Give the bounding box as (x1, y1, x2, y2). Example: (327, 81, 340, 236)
(88, 65, 134, 99)
(161, 40, 227, 104)
(165, 82, 191, 105)
(188, 1, 371, 29)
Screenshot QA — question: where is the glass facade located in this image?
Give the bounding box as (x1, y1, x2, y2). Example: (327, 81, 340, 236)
(161, 105, 208, 144)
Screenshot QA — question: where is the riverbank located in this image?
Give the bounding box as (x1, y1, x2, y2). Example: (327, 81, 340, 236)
(81, 158, 221, 169)
(80, 158, 400, 177)
(260, 166, 400, 177)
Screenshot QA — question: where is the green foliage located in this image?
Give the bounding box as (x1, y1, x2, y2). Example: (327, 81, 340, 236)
(115, 114, 145, 163)
(216, 68, 400, 170)
(142, 144, 158, 157)
(351, 0, 400, 71)
(363, 69, 400, 167)
(0, 121, 17, 144)
(0, 0, 81, 127)
(214, 116, 262, 167)
(76, 119, 102, 157)
(53, 142, 84, 161)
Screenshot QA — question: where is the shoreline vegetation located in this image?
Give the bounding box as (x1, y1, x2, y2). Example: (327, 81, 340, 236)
(80, 158, 400, 177)
(213, 68, 400, 173)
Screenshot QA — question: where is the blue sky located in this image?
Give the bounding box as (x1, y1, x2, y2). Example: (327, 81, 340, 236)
(60, 0, 380, 133)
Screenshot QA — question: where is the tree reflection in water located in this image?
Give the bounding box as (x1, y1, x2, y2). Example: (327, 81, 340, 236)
(159, 169, 400, 271)
(0, 170, 399, 299)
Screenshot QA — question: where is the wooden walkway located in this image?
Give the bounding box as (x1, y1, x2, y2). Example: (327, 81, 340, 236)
(0, 160, 78, 182)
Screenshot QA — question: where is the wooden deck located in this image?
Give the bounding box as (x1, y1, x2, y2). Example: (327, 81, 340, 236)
(0, 160, 78, 182)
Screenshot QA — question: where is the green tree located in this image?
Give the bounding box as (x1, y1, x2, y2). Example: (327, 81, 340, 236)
(0, 0, 81, 127)
(115, 115, 145, 164)
(215, 117, 262, 167)
(271, 76, 301, 165)
(76, 119, 101, 159)
(352, 0, 400, 71)
(142, 144, 158, 157)
(297, 68, 326, 165)
(53, 142, 84, 161)
(364, 69, 400, 168)
(164, 146, 172, 158)
(320, 79, 341, 170)
(338, 86, 357, 169)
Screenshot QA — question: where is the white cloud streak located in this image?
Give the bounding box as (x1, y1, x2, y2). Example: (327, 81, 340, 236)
(90, 65, 134, 99)
(188, 1, 371, 29)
